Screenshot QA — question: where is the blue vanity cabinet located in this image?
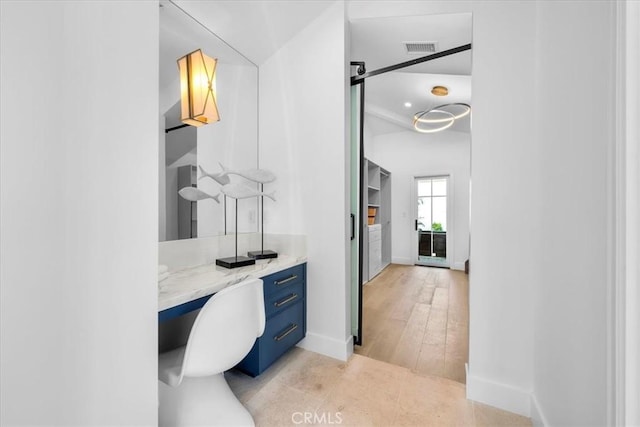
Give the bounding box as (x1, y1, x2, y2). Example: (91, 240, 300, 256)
(235, 263, 307, 377)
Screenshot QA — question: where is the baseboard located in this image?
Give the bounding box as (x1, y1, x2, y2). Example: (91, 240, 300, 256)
(392, 256, 412, 265)
(530, 393, 549, 427)
(392, 257, 466, 270)
(452, 261, 466, 271)
(296, 332, 353, 362)
(466, 373, 531, 417)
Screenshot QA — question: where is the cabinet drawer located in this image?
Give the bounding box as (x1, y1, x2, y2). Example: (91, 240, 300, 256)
(261, 301, 305, 369)
(235, 263, 307, 377)
(265, 282, 304, 319)
(262, 264, 305, 296)
(369, 225, 382, 242)
(369, 241, 381, 258)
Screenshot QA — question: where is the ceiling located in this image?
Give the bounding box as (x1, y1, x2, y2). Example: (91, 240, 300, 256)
(350, 13, 472, 135)
(172, 0, 335, 65)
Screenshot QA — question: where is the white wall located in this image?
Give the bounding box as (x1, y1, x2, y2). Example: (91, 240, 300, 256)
(259, 2, 352, 360)
(0, 2, 158, 425)
(624, 2, 640, 424)
(466, 2, 539, 415)
(368, 130, 470, 269)
(532, 2, 615, 425)
(362, 114, 375, 157)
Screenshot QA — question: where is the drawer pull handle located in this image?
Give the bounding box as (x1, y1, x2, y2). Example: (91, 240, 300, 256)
(275, 275, 298, 286)
(274, 323, 298, 341)
(274, 293, 299, 307)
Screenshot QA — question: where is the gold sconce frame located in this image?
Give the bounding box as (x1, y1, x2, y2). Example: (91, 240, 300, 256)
(177, 49, 219, 127)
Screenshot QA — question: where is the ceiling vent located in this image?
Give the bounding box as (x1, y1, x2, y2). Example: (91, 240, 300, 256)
(404, 41, 438, 55)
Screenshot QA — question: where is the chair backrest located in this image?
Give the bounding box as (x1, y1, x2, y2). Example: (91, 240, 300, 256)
(180, 278, 265, 378)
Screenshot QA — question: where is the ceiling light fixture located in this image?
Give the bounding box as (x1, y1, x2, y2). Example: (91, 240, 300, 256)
(431, 85, 449, 96)
(404, 102, 412, 108)
(177, 49, 220, 127)
(413, 110, 455, 133)
(413, 103, 471, 133)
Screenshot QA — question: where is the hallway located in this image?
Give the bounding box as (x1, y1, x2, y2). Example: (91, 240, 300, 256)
(355, 264, 469, 384)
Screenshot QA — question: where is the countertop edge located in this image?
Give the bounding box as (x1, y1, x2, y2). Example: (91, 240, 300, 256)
(158, 256, 307, 312)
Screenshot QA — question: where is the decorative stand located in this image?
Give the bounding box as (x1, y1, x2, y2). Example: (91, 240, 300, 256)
(216, 198, 256, 269)
(192, 163, 277, 268)
(248, 183, 278, 260)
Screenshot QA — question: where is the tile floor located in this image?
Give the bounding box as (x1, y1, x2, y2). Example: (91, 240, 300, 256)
(226, 347, 532, 426)
(355, 264, 469, 384)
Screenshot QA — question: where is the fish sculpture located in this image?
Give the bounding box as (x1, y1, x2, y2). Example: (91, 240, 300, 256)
(219, 163, 276, 184)
(178, 187, 220, 203)
(221, 183, 276, 201)
(198, 165, 230, 186)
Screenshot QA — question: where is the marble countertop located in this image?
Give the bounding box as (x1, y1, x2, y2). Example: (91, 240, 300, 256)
(158, 255, 307, 311)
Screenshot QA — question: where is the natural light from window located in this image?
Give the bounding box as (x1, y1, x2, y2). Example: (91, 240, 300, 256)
(417, 177, 447, 231)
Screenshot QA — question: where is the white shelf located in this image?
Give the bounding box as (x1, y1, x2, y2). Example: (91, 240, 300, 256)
(364, 158, 391, 281)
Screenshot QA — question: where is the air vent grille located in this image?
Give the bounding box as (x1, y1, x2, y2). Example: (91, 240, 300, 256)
(404, 41, 438, 55)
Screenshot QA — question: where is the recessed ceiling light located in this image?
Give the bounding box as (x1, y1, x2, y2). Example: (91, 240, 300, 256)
(431, 86, 449, 96)
(404, 102, 412, 108)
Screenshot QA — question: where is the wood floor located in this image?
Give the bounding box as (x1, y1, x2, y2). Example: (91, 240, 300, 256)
(354, 264, 469, 384)
(226, 348, 531, 426)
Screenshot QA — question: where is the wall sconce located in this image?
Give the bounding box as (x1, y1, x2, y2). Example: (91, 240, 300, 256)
(177, 49, 219, 127)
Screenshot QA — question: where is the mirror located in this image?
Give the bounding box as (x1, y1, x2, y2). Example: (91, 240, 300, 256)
(159, 0, 258, 242)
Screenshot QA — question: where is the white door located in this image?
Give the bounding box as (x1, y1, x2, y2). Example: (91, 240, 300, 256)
(415, 176, 449, 268)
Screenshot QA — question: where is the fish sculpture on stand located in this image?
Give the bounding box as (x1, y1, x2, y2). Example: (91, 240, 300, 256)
(219, 163, 276, 184)
(178, 187, 220, 203)
(221, 183, 275, 201)
(198, 165, 230, 186)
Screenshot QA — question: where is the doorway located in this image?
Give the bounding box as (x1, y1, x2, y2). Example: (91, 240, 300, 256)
(415, 176, 450, 268)
(348, 12, 472, 385)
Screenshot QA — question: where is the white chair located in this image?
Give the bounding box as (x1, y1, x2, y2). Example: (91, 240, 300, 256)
(159, 278, 265, 426)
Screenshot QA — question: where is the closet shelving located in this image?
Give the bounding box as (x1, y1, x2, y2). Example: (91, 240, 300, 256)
(363, 159, 391, 281)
